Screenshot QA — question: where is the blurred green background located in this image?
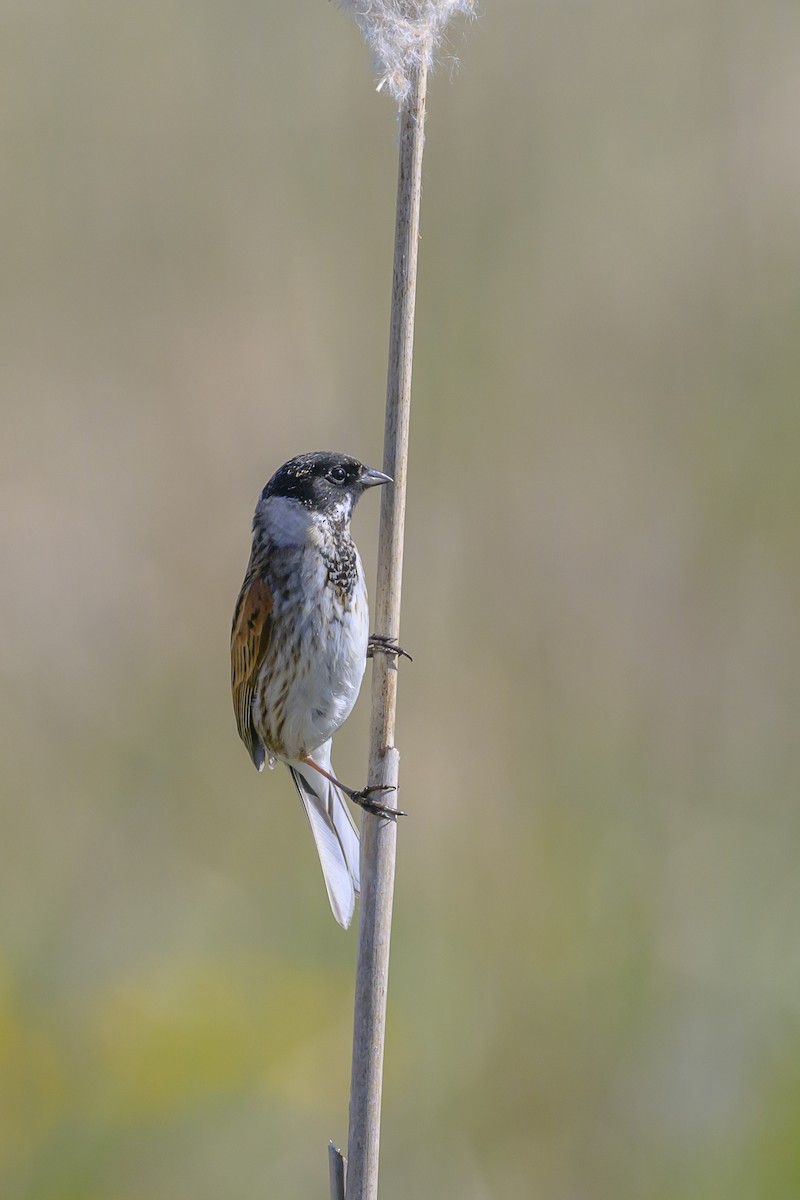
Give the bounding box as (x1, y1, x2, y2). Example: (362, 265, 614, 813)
(2, 2, 799, 1197)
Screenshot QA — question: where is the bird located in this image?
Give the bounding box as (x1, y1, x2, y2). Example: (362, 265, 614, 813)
(230, 450, 397, 929)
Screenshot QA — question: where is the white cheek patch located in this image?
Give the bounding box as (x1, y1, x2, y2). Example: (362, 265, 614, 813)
(260, 495, 316, 546)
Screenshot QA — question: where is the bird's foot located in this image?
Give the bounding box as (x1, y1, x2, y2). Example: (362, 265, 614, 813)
(367, 634, 413, 664)
(299, 756, 406, 817)
(345, 784, 406, 819)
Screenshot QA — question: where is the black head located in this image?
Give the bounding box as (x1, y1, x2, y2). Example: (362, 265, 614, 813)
(261, 451, 391, 517)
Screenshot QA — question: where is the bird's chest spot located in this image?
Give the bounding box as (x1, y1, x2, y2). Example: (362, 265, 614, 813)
(319, 526, 358, 600)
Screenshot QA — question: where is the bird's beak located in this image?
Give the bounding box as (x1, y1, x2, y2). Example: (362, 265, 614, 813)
(360, 467, 393, 488)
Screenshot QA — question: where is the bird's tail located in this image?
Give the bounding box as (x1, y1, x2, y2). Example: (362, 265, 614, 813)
(288, 741, 360, 929)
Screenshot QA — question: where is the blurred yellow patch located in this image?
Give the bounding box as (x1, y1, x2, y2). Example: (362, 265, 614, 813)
(0, 969, 67, 1166)
(92, 956, 352, 1121)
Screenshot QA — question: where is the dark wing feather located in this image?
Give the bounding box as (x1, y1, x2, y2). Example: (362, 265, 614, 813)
(230, 565, 273, 770)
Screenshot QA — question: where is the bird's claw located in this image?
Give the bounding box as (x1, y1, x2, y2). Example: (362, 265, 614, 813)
(347, 784, 406, 819)
(367, 634, 413, 665)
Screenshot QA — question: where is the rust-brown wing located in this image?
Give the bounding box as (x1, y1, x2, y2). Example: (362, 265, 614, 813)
(230, 567, 274, 770)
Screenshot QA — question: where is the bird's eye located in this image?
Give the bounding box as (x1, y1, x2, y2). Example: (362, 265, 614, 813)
(327, 466, 347, 484)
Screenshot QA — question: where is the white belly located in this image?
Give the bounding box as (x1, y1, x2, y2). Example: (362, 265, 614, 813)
(257, 542, 370, 760)
(285, 583, 369, 754)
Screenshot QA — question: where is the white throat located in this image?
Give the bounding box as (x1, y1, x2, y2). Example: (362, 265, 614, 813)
(258, 494, 354, 550)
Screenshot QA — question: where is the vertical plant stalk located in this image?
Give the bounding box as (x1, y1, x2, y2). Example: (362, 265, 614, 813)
(344, 56, 429, 1200)
(329, 1139, 346, 1200)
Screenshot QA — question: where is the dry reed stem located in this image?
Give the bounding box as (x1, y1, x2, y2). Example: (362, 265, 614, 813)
(329, 1139, 346, 1200)
(344, 58, 429, 1200)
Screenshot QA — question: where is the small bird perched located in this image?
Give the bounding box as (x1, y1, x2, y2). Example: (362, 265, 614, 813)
(231, 451, 395, 929)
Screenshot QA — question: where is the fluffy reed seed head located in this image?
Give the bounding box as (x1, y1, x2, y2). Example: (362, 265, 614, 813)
(340, 0, 475, 105)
